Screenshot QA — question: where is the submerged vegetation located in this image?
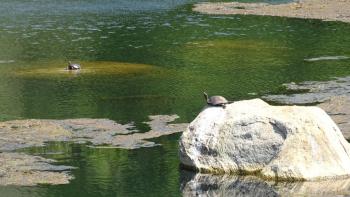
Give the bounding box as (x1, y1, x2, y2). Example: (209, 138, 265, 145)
(15, 61, 163, 78)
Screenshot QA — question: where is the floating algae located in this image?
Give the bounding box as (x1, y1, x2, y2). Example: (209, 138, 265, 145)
(263, 76, 350, 104)
(0, 115, 188, 185)
(100, 115, 189, 149)
(15, 61, 163, 77)
(0, 153, 74, 186)
(0, 116, 186, 151)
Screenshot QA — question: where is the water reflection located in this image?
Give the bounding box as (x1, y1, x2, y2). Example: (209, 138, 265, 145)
(180, 171, 350, 196)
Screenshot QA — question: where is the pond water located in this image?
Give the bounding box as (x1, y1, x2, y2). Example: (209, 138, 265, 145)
(0, 0, 350, 196)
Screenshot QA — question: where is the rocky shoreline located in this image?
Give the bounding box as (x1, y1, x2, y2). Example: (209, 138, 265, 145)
(194, 0, 350, 23)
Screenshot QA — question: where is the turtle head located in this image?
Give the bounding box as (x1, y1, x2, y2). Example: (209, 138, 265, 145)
(68, 61, 72, 65)
(203, 92, 209, 102)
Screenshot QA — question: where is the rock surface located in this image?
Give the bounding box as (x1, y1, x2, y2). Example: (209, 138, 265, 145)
(318, 96, 350, 139)
(179, 99, 350, 180)
(194, 0, 350, 23)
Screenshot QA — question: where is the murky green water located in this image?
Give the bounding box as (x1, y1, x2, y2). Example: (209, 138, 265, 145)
(1, 0, 350, 196)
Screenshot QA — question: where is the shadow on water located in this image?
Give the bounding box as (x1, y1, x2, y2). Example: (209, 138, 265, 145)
(180, 170, 350, 196)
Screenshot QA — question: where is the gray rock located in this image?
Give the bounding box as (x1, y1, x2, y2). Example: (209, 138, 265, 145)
(318, 96, 350, 139)
(179, 99, 350, 180)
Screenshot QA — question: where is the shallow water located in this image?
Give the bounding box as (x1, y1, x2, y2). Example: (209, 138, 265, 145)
(1, 0, 350, 196)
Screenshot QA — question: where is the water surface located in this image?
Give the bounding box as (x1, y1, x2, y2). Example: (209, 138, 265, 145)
(1, 0, 350, 196)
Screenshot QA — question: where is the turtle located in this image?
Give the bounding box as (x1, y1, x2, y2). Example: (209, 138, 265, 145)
(67, 61, 81, 70)
(203, 92, 232, 108)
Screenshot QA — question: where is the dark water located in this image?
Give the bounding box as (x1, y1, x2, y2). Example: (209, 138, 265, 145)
(1, 0, 350, 196)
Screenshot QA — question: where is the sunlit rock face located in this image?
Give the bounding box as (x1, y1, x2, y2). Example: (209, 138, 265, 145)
(179, 99, 350, 180)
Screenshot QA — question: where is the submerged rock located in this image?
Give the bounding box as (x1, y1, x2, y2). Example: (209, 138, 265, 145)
(181, 172, 350, 197)
(15, 61, 162, 78)
(179, 99, 350, 181)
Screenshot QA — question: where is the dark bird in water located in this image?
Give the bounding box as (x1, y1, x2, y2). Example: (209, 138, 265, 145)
(67, 61, 81, 70)
(203, 92, 232, 108)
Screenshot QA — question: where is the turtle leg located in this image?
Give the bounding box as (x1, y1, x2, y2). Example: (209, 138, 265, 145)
(222, 104, 226, 109)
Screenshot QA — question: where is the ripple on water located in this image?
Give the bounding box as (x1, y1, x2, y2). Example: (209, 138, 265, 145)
(304, 56, 349, 62)
(0, 60, 15, 64)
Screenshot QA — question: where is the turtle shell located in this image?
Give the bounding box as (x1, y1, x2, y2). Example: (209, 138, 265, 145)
(68, 63, 81, 70)
(208, 96, 228, 105)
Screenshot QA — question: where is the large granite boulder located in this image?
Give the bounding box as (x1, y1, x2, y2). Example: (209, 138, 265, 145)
(179, 99, 350, 181)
